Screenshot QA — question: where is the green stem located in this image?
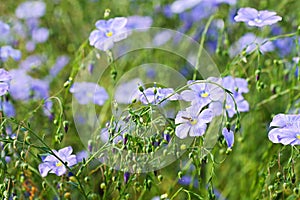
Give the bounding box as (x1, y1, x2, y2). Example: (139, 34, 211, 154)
(193, 14, 216, 80)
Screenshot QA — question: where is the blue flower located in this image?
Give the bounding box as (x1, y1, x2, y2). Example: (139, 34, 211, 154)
(175, 105, 214, 139)
(234, 7, 282, 27)
(222, 128, 234, 148)
(49, 55, 70, 77)
(0, 69, 12, 96)
(31, 79, 49, 100)
(100, 120, 125, 144)
(268, 114, 300, 145)
(269, 114, 300, 129)
(0, 46, 22, 62)
(76, 151, 89, 163)
(114, 78, 143, 104)
(126, 16, 153, 31)
(9, 69, 32, 101)
(229, 33, 274, 58)
(0, 21, 10, 41)
(170, 0, 235, 14)
(210, 93, 249, 118)
(70, 82, 109, 105)
(32, 27, 49, 43)
(0, 100, 15, 117)
(138, 87, 179, 105)
(38, 146, 77, 177)
(15, 1, 46, 19)
(222, 76, 249, 96)
(208, 76, 249, 118)
(20, 55, 46, 71)
(180, 78, 223, 107)
(89, 17, 128, 51)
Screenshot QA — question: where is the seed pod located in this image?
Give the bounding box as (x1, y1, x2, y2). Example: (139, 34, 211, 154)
(158, 175, 163, 182)
(100, 183, 106, 190)
(64, 192, 71, 199)
(178, 171, 183, 179)
(138, 85, 144, 92)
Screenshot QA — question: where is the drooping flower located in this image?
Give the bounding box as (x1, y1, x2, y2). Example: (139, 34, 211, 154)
(175, 105, 214, 139)
(15, 1, 46, 19)
(38, 146, 77, 177)
(222, 128, 234, 148)
(0, 46, 22, 62)
(70, 82, 109, 105)
(138, 87, 179, 105)
(229, 33, 274, 58)
(268, 114, 300, 145)
(0, 69, 12, 96)
(124, 172, 130, 184)
(89, 17, 128, 51)
(234, 7, 282, 27)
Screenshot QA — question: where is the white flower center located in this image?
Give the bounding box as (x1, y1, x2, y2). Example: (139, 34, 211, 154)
(254, 18, 262, 23)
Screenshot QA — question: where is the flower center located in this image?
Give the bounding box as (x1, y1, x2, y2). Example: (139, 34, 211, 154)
(225, 104, 231, 109)
(254, 18, 262, 23)
(106, 31, 113, 37)
(56, 162, 63, 167)
(201, 92, 209, 98)
(190, 119, 198, 125)
(297, 134, 300, 140)
(182, 116, 198, 125)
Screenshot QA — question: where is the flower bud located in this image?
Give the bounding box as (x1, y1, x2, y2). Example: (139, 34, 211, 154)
(124, 172, 130, 184)
(64, 192, 71, 199)
(63, 121, 69, 133)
